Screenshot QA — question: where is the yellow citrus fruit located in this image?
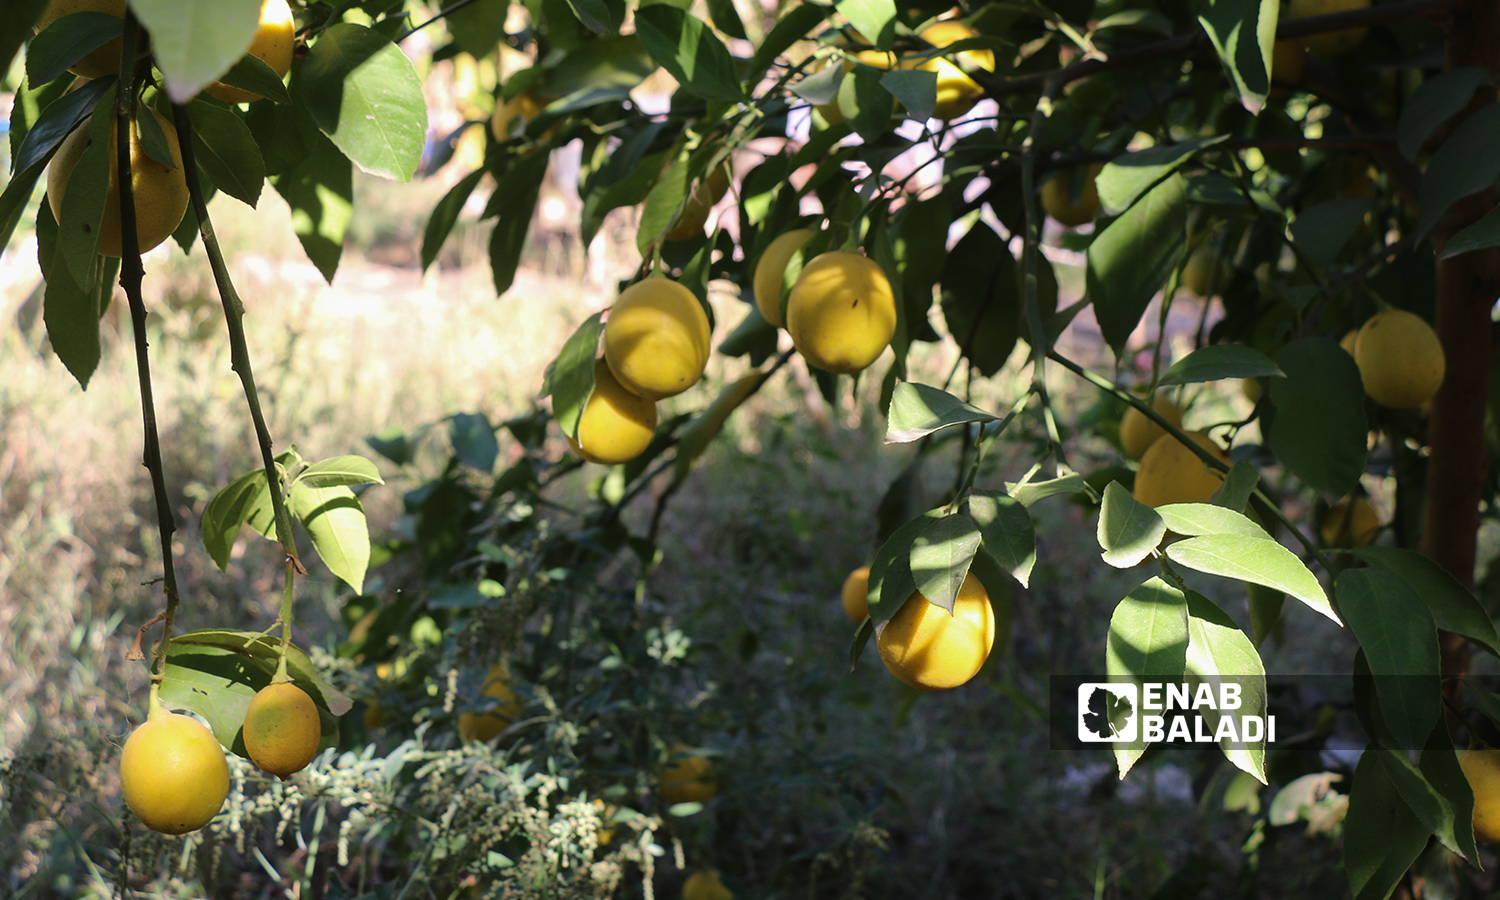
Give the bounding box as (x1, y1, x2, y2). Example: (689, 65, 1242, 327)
(36, 0, 129, 79)
(1288, 0, 1370, 55)
(1461, 748, 1500, 843)
(47, 108, 190, 258)
(205, 0, 295, 104)
(753, 229, 814, 328)
(1133, 430, 1230, 508)
(915, 21, 994, 121)
(877, 572, 995, 691)
(243, 681, 321, 778)
(1041, 163, 1104, 227)
(683, 870, 734, 900)
(1354, 309, 1446, 409)
(119, 712, 230, 835)
(1320, 495, 1381, 547)
(490, 89, 547, 143)
(459, 663, 521, 743)
(1241, 377, 1263, 404)
(1181, 243, 1224, 297)
(666, 160, 732, 241)
(1270, 40, 1305, 92)
(604, 278, 711, 400)
(1119, 394, 1183, 460)
(1340, 329, 1360, 356)
(841, 566, 870, 623)
(568, 359, 658, 465)
(661, 745, 717, 805)
(785, 250, 896, 375)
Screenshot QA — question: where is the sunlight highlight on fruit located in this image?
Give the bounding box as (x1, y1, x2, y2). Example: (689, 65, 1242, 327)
(785, 251, 896, 375)
(119, 712, 230, 835)
(243, 681, 321, 778)
(604, 278, 711, 400)
(876, 572, 995, 691)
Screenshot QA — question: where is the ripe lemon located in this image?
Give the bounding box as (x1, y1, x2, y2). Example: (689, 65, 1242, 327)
(1353, 309, 1445, 409)
(36, 0, 129, 79)
(1461, 748, 1500, 843)
(1240, 377, 1263, 404)
(243, 681, 321, 778)
(568, 359, 658, 465)
(876, 572, 995, 691)
(841, 566, 870, 622)
(459, 663, 522, 743)
(785, 250, 896, 374)
(1132, 430, 1230, 508)
(660, 745, 717, 805)
(47, 107, 190, 258)
(683, 870, 734, 900)
(1320, 495, 1380, 547)
(753, 228, 814, 328)
(490, 89, 547, 142)
(205, 0, 295, 104)
(1287, 0, 1369, 54)
(666, 161, 732, 241)
(604, 278, 711, 400)
(119, 712, 230, 835)
(1041, 164, 1103, 227)
(1119, 394, 1183, 460)
(915, 21, 994, 121)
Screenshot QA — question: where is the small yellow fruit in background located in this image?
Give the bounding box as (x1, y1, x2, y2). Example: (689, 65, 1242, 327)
(47, 108, 190, 258)
(1181, 243, 1224, 297)
(915, 21, 994, 121)
(604, 278, 711, 400)
(1119, 394, 1183, 460)
(243, 681, 321, 778)
(119, 712, 230, 834)
(1460, 748, 1500, 843)
(205, 0, 295, 104)
(1041, 163, 1104, 227)
(877, 572, 995, 691)
(786, 251, 896, 374)
(660, 745, 717, 805)
(1241, 377, 1264, 404)
(459, 663, 521, 743)
(753, 228, 814, 328)
(666, 160, 732, 241)
(490, 90, 547, 142)
(841, 566, 870, 622)
(683, 870, 734, 900)
(568, 360, 658, 465)
(1133, 431, 1230, 508)
(1320, 495, 1381, 547)
(1288, 0, 1370, 55)
(1354, 309, 1445, 409)
(35, 0, 129, 80)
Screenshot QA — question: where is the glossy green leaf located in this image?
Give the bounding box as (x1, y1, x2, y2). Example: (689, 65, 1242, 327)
(1348, 545, 1500, 658)
(26, 11, 121, 87)
(297, 456, 384, 489)
(638, 153, 691, 251)
(939, 220, 1020, 376)
(290, 482, 370, 594)
(868, 510, 943, 625)
(1158, 344, 1283, 386)
(36, 204, 111, 389)
(421, 168, 485, 272)
(544, 311, 605, 440)
(271, 132, 353, 283)
(749, 3, 830, 82)
(56, 105, 112, 287)
(1344, 748, 1430, 900)
(449, 413, 500, 473)
(966, 490, 1036, 588)
(544, 36, 658, 107)
(215, 53, 294, 104)
(1166, 534, 1338, 625)
(1338, 569, 1439, 759)
(1416, 104, 1500, 240)
(1247, 583, 1284, 647)
(882, 69, 936, 122)
(909, 513, 982, 614)
(186, 98, 266, 207)
(1096, 137, 1226, 213)
(1184, 591, 1267, 782)
(1005, 474, 1087, 507)
(1106, 577, 1189, 779)
(1197, 0, 1275, 112)
(0, 0, 47, 77)
(445, 0, 512, 56)
(1289, 198, 1370, 268)
(201, 467, 275, 569)
(885, 382, 996, 443)
(1442, 202, 1500, 259)
(1087, 173, 1190, 354)
(1398, 67, 1487, 160)
(1097, 482, 1165, 568)
(848, 63, 894, 142)
(131, 0, 263, 104)
(836, 0, 896, 48)
(489, 151, 550, 295)
(1210, 461, 1260, 512)
(1269, 338, 1367, 497)
(299, 23, 427, 182)
(1155, 503, 1268, 539)
(634, 6, 744, 103)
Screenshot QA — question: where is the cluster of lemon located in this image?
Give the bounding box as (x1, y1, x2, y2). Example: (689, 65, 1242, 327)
(838, 565, 997, 692)
(41, 0, 296, 257)
(118, 680, 322, 835)
(813, 20, 996, 126)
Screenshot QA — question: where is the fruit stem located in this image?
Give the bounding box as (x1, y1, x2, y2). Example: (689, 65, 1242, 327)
(146, 682, 166, 720)
(169, 102, 307, 580)
(275, 560, 295, 681)
(111, 13, 184, 682)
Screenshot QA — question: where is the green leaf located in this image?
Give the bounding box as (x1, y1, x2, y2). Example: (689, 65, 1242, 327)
(27, 11, 121, 87)
(130, 0, 263, 104)
(186, 98, 266, 207)
(297, 456, 384, 489)
(0, 0, 47, 77)
(545, 312, 606, 440)
(1289, 198, 1370, 268)
(1441, 202, 1500, 259)
(1344, 748, 1430, 900)
(1005, 474, 1087, 507)
(1197, 0, 1275, 112)
(1268, 338, 1367, 497)
(1097, 482, 1166, 568)
(908, 513, 982, 614)
(201, 467, 275, 569)
(1095, 137, 1227, 213)
(56, 103, 113, 287)
(703, 0, 746, 39)
(1416, 104, 1500, 240)
(1166, 534, 1338, 625)
(1106, 577, 1189, 779)
(1184, 591, 1267, 782)
(884, 382, 997, 443)
(939, 220, 1020, 376)
(449, 413, 499, 472)
(717, 305, 779, 364)
(1247, 583, 1284, 647)
(966, 490, 1036, 588)
(1158, 344, 1283, 386)
(881, 68, 936, 122)
(868, 510, 943, 625)
(271, 132, 353, 283)
(836, 0, 896, 49)
(36, 204, 111, 389)
(633, 6, 744, 103)
(1210, 460, 1260, 512)
(1348, 546, 1500, 658)
(847, 63, 893, 142)
(215, 53, 294, 105)
(489, 151, 550, 295)
(290, 482, 371, 594)
(748, 3, 830, 83)
(1398, 67, 1487, 160)
(12, 77, 111, 176)
(365, 425, 428, 467)
(543, 36, 658, 108)
(638, 153, 690, 252)
(171, 630, 353, 716)
(1338, 569, 1440, 758)
(563, 0, 614, 33)
(1155, 503, 1268, 539)
(444, 0, 512, 56)
(299, 23, 428, 182)
(421, 168, 485, 272)
(1087, 173, 1190, 354)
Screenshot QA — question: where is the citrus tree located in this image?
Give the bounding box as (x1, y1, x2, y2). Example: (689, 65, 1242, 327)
(6, 0, 1500, 895)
